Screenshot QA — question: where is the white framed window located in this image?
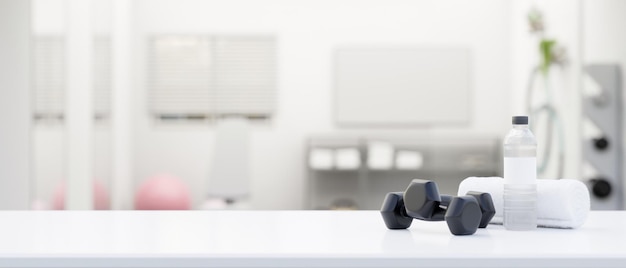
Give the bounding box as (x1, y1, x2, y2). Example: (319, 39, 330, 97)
(33, 35, 65, 123)
(32, 35, 112, 125)
(147, 34, 277, 124)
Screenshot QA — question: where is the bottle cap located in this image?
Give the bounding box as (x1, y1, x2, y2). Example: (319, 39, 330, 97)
(512, 116, 528, 125)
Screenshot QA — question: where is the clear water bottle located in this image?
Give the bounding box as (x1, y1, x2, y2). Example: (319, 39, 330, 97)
(503, 116, 537, 230)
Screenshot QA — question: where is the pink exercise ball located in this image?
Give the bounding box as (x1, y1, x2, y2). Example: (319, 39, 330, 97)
(52, 180, 110, 210)
(135, 174, 191, 210)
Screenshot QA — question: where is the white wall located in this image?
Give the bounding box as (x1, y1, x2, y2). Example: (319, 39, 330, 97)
(27, 0, 626, 209)
(509, 0, 582, 180)
(130, 0, 512, 209)
(0, 0, 31, 209)
(582, 1, 626, 96)
(583, 0, 626, 64)
(31, 0, 513, 209)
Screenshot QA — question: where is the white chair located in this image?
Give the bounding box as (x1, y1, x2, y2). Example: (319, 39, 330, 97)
(203, 117, 251, 209)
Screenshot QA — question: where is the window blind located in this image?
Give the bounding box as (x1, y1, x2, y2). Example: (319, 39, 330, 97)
(148, 35, 276, 121)
(33, 35, 112, 123)
(33, 35, 65, 121)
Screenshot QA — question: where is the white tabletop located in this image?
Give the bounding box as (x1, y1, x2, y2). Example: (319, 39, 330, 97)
(0, 210, 624, 267)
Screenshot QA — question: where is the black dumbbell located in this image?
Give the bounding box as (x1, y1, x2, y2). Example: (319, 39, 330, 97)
(403, 179, 444, 221)
(380, 179, 495, 235)
(380, 180, 481, 235)
(439, 192, 495, 228)
(465, 191, 496, 228)
(380, 192, 413, 229)
(404, 179, 495, 229)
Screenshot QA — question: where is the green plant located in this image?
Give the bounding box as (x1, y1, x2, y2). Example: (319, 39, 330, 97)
(528, 8, 566, 76)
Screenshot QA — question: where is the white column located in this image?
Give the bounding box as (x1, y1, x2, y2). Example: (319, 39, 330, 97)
(65, 0, 94, 210)
(111, 0, 133, 210)
(0, 0, 31, 210)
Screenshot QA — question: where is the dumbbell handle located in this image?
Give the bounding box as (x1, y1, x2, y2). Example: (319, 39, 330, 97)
(440, 194, 453, 207)
(429, 195, 453, 221)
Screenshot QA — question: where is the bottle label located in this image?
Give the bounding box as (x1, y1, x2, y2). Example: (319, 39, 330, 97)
(504, 157, 537, 184)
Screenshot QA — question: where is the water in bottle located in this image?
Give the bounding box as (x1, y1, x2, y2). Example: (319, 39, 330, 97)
(503, 116, 537, 230)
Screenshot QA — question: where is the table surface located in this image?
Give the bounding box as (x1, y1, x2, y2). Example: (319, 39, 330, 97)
(0, 210, 624, 267)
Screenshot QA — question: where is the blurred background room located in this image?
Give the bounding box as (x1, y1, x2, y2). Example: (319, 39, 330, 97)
(0, 0, 625, 210)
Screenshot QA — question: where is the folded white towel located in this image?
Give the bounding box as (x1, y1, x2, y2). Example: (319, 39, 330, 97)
(367, 141, 394, 170)
(395, 150, 423, 170)
(458, 177, 590, 229)
(335, 148, 361, 170)
(309, 149, 334, 170)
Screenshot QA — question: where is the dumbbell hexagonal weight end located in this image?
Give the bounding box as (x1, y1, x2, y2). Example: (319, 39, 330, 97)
(403, 179, 442, 220)
(466, 191, 496, 228)
(444, 196, 482, 235)
(442, 192, 495, 228)
(380, 192, 413, 229)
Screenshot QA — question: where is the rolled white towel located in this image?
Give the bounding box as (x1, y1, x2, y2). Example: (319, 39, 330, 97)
(458, 177, 590, 229)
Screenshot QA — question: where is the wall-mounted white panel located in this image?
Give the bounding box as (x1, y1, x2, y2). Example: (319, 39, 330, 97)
(335, 47, 471, 126)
